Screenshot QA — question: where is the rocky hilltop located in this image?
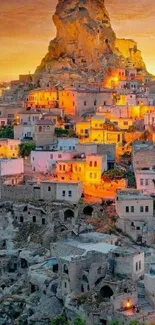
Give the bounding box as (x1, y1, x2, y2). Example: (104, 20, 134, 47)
(35, 0, 146, 85)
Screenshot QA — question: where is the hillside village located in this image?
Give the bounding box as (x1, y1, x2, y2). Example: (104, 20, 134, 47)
(1, 0, 155, 325)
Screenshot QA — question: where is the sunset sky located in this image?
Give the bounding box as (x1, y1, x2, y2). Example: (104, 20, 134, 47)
(1, 0, 155, 81)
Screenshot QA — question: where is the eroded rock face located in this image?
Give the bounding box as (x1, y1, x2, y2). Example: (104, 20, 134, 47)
(35, 0, 146, 85)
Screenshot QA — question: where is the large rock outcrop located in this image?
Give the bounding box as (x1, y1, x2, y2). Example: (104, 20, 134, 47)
(35, 0, 146, 85)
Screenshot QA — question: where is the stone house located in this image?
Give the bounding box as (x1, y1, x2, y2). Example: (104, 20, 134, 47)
(58, 87, 114, 116)
(31, 149, 75, 173)
(18, 110, 42, 126)
(135, 168, 155, 195)
(115, 189, 155, 245)
(40, 180, 82, 204)
(34, 119, 55, 147)
(0, 158, 24, 186)
(0, 139, 21, 158)
(56, 153, 107, 184)
(14, 124, 34, 140)
(76, 143, 116, 170)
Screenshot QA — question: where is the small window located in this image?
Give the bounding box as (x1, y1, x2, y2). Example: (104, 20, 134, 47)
(84, 101, 87, 106)
(64, 282, 67, 288)
(59, 165, 62, 171)
(131, 206, 134, 213)
(58, 154, 62, 159)
(42, 218, 46, 225)
(140, 179, 143, 186)
(20, 216, 23, 223)
(33, 216, 36, 223)
(140, 206, 144, 213)
(69, 146, 71, 150)
(145, 179, 149, 186)
(145, 206, 149, 212)
(48, 187, 51, 192)
(139, 261, 141, 270)
(94, 161, 97, 167)
(136, 262, 138, 271)
(97, 267, 102, 275)
(68, 191, 72, 197)
(50, 154, 53, 159)
(62, 190, 65, 197)
(90, 173, 93, 179)
(89, 161, 93, 167)
(63, 165, 65, 171)
(126, 206, 129, 213)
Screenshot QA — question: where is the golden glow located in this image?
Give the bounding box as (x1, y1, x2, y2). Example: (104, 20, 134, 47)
(126, 300, 131, 309)
(1, 1, 155, 81)
(27, 89, 57, 108)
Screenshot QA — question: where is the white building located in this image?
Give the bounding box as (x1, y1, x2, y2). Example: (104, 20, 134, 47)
(31, 150, 75, 173)
(135, 168, 155, 195)
(14, 124, 34, 140)
(115, 189, 155, 245)
(0, 158, 24, 185)
(116, 189, 153, 222)
(40, 180, 82, 203)
(56, 138, 78, 151)
(19, 110, 42, 125)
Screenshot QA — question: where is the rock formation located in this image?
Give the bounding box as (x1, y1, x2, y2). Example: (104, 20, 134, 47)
(35, 0, 146, 86)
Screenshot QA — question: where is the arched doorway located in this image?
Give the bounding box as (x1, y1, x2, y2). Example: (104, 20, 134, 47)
(64, 209, 74, 222)
(82, 275, 89, 283)
(100, 285, 113, 299)
(83, 206, 93, 216)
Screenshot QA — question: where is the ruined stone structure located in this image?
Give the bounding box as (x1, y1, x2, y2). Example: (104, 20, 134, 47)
(35, 0, 146, 86)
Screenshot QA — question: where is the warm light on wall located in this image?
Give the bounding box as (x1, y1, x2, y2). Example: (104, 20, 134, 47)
(126, 300, 131, 309)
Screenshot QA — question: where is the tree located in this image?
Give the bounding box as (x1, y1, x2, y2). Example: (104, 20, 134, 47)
(55, 128, 76, 138)
(74, 318, 87, 325)
(0, 126, 14, 139)
(102, 169, 126, 181)
(19, 142, 36, 158)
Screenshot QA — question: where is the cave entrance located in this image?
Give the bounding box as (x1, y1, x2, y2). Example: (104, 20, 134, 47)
(83, 206, 93, 216)
(100, 285, 113, 299)
(64, 209, 74, 222)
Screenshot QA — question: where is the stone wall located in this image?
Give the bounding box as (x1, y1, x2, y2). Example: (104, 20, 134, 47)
(1, 185, 34, 201)
(133, 146, 155, 170)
